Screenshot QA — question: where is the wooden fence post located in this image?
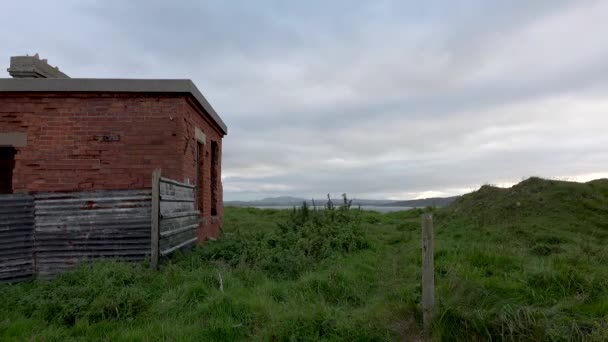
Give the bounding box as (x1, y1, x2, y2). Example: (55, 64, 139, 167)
(421, 213, 435, 331)
(150, 169, 161, 269)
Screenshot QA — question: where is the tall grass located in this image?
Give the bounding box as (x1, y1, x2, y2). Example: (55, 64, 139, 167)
(1, 179, 607, 341)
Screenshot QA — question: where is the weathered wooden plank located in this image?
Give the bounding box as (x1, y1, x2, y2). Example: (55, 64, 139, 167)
(160, 195, 195, 202)
(34, 190, 151, 200)
(35, 222, 151, 232)
(36, 212, 150, 220)
(0, 218, 35, 227)
(36, 254, 147, 264)
(36, 213, 151, 223)
(34, 236, 150, 244)
(35, 219, 151, 227)
(0, 193, 33, 202)
(0, 204, 34, 214)
(35, 206, 150, 214)
(160, 201, 195, 214)
(159, 182, 195, 194)
(161, 210, 200, 220)
(35, 208, 150, 216)
(0, 254, 33, 263)
(36, 213, 150, 222)
(35, 245, 151, 253)
(160, 224, 199, 238)
(35, 235, 149, 242)
(159, 191, 194, 202)
(161, 237, 197, 256)
(0, 244, 31, 254)
(159, 177, 196, 189)
(35, 224, 150, 231)
(0, 235, 34, 244)
(0, 231, 34, 240)
(0, 257, 32, 266)
(36, 249, 150, 258)
(159, 185, 194, 197)
(0, 223, 35, 231)
(160, 215, 199, 231)
(160, 228, 196, 250)
(0, 271, 34, 282)
(0, 263, 33, 273)
(35, 196, 151, 206)
(0, 245, 33, 254)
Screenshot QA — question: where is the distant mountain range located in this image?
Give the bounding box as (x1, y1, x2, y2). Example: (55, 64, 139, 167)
(224, 195, 459, 208)
(384, 196, 460, 208)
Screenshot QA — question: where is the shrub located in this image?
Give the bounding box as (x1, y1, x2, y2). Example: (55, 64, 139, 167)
(199, 194, 370, 279)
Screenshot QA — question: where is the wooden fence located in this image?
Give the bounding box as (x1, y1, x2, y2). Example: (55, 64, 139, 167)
(33, 190, 152, 278)
(0, 189, 152, 281)
(150, 169, 200, 269)
(0, 170, 201, 281)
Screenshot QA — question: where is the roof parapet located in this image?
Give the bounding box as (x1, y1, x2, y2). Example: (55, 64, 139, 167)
(0, 78, 227, 135)
(7, 54, 70, 79)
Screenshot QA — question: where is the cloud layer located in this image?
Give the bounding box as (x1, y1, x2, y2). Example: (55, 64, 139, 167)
(2, 1, 607, 200)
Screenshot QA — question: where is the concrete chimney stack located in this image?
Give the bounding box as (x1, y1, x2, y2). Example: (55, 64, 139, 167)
(7, 54, 69, 78)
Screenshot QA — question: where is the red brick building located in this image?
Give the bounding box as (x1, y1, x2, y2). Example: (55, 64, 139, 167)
(0, 56, 227, 239)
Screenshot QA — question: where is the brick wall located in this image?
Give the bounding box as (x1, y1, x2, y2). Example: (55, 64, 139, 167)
(180, 98, 224, 240)
(0, 93, 225, 239)
(0, 94, 184, 191)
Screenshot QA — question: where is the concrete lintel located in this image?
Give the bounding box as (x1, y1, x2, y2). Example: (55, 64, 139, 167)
(195, 127, 206, 144)
(0, 132, 27, 147)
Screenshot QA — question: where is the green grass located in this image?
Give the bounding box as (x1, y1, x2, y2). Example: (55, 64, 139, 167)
(1, 179, 608, 341)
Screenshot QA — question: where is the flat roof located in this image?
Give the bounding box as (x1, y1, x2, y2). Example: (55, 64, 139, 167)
(0, 78, 227, 134)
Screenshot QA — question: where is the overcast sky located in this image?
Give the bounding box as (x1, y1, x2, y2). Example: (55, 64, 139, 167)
(2, 1, 607, 200)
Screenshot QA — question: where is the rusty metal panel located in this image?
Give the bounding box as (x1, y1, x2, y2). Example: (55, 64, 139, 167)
(159, 178, 199, 256)
(33, 189, 152, 278)
(0, 193, 35, 282)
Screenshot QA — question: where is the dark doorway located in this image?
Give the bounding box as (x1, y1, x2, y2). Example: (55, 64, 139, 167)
(196, 142, 204, 214)
(0, 147, 16, 194)
(210, 141, 218, 216)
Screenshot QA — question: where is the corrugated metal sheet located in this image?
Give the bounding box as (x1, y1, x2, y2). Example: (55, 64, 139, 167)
(159, 178, 199, 256)
(0, 193, 35, 282)
(33, 189, 152, 278)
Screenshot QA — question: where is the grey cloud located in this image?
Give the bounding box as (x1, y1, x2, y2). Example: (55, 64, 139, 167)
(1, 1, 607, 200)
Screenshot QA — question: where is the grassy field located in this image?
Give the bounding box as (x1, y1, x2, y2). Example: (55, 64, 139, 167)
(1, 177, 607, 341)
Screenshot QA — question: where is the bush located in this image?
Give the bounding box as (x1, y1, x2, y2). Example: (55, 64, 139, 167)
(199, 194, 370, 279)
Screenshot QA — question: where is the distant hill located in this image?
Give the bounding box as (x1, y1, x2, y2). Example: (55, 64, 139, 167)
(224, 195, 459, 208)
(257, 196, 307, 205)
(224, 196, 307, 207)
(226, 177, 608, 210)
(383, 196, 460, 208)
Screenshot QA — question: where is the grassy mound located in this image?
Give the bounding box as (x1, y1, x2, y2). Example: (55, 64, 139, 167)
(444, 177, 608, 226)
(1, 179, 607, 341)
(432, 177, 608, 340)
